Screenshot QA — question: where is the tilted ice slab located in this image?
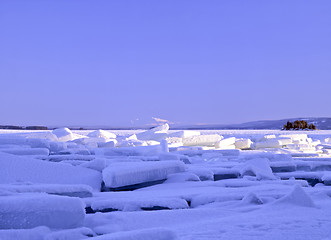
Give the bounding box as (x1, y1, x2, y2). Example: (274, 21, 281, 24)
(91, 197, 189, 212)
(136, 124, 169, 141)
(0, 153, 102, 191)
(0, 183, 93, 198)
(0, 193, 86, 229)
(102, 161, 186, 189)
(0, 136, 52, 150)
(0, 147, 49, 156)
(215, 137, 236, 149)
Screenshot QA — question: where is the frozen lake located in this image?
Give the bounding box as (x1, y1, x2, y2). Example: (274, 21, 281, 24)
(1, 126, 331, 239)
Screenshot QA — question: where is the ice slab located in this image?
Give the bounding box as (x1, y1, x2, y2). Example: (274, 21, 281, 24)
(168, 130, 200, 138)
(0, 183, 93, 198)
(102, 161, 186, 189)
(215, 137, 236, 149)
(91, 197, 189, 212)
(183, 134, 222, 147)
(0, 153, 102, 191)
(0, 147, 49, 156)
(0, 194, 85, 229)
(235, 138, 253, 149)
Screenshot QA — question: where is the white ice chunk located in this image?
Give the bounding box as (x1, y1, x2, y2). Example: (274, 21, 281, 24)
(235, 138, 253, 149)
(254, 139, 282, 149)
(116, 139, 147, 148)
(183, 134, 222, 147)
(150, 124, 170, 132)
(136, 124, 169, 141)
(215, 137, 236, 149)
(165, 137, 183, 147)
(52, 128, 86, 142)
(88, 130, 116, 139)
(278, 134, 308, 142)
(102, 161, 186, 188)
(168, 130, 200, 138)
(0, 153, 102, 191)
(276, 138, 293, 146)
(52, 128, 75, 142)
(160, 139, 169, 152)
(0, 194, 85, 229)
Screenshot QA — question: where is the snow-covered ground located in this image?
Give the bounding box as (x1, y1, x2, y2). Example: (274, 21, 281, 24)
(1, 125, 331, 239)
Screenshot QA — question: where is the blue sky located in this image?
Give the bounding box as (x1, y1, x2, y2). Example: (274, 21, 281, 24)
(0, 0, 330, 127)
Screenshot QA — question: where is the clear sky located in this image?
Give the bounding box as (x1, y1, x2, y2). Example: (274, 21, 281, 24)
(0, 0, 330, 127)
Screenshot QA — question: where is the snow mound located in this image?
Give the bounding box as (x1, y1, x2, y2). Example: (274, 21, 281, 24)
(274, 185, 315, 207)
(91, 228, 177, 240)
(241, 192, 263, 205)
(44, 227, 96, 240)
(102, 161, 186, 189)
(0, 226, 50, 240)
(0, 194, 86, 229)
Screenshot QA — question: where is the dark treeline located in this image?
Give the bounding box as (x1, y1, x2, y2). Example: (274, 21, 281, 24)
(283, 120, 316, 130)
(0, 125, 48, 130)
